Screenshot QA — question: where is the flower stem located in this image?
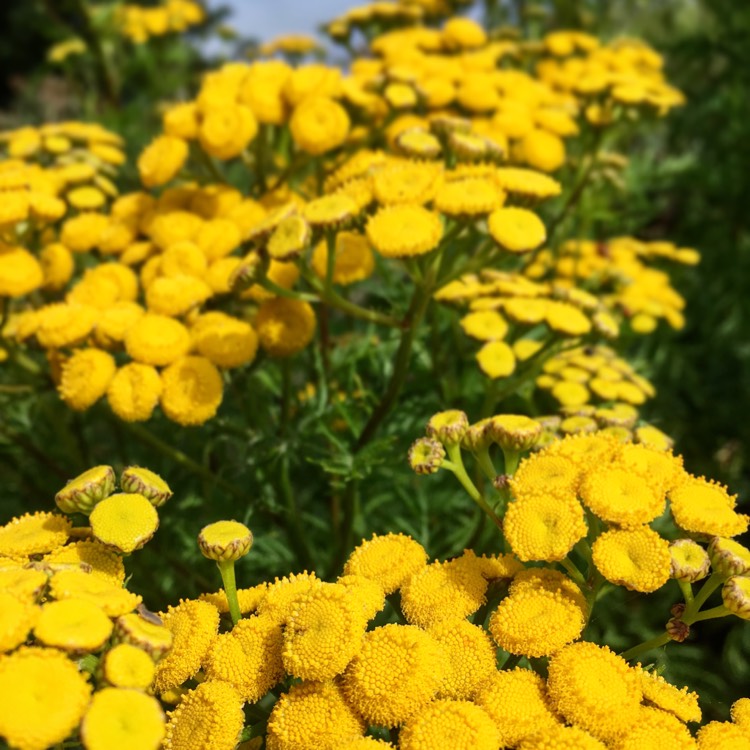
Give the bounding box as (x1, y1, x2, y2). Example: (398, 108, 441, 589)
(217, 560, 241, 626)
(688, 604, 730, 623)
(619, 631, 672, 662)
(687, 571, 724, 616)
(559, 556, 587, 590)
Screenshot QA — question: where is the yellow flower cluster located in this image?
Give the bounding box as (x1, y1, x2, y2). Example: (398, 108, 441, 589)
(0, 465, 174, 750)
(527, 236, 699, 333)
(115, 0, 206, 45)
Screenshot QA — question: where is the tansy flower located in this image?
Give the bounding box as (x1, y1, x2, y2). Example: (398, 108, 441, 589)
(400, 558, 488, 627)
(34, 598, 113, 651)
(460, 310, 509, 341)
(547, 641, 642, 743)
(29, 302, 95, 347)
(339, 740, 394, 749)
(138, 135, 188, 188)
(503, 492, 587, 562)
(520, 128, 566, 172)
(366, 204, 443, 258)
(267, 680, 365, 750)
(95, 302, 145, 348)
(125, 314, 191, 367)
(400, 700, 500, 750)
(0, 592, 39, 652)
(199, 582, 268, 616)
(397, 128, 442, 158)
(198, 104, 258, 160)
(636, 667, 701, 723)
(0, 568, 49, 603)
(0, 246, 44, 297)
(695, 721, 750, 749)
(191, 312, 259, 369)
(81, 688, 165, 750)
(488, 207, 547, 253)
(115, 612, 173, 659)
(579, 466, 664, 527)
(669, 478, 748, 538)
(442, 17, 487, 49)
(163, 681, 244, 750)
(427, 619, 496, 700)
(107, 363, 163, 422)
(344, 533, 428, 594)
(303, 194, 358, 227)
(283, 583, 368, 680)
(592, 527, 671, 592)
(89, 493, 159, 554)
(311, 231, 375, 286)
(255, 297, 316, 358)
(474, 667, 560, 747)
(669, 539, 711, 582)
(103, 643, 156, 689)
(60, 212, 109, 252)
(203, 613, 284, 702)
(0, 647, 91, 750)
(120, 466, 172, 508)
(290, 96, 350, 155)
(43, 540, 125, 586)
(518, 725, 607, 749)
(160, 355, 224, 425)
(256, 571, 322, 624)
(426, 409, 469, 444)
(335, 574, 386, 621)
(709, 537, 750, 577)
(616, 444, 685, 495)
(58, 348, 116, 411)
(0, 511, 71, 557)
(619, 706, 697, 750)
(477, 340, 516, 378)
(49, 569, 142, 617)
(721, 575, 750, 620)
(435, 177, 505, 216)
(489, 585, 586, 657)
(494, 167, 562, 199)
(153, 599, 220, 694)
(198, 520, 253, 561)
(267, 214, 310, 259)
(196, 218, 242, 260)
(372, 161, 441, 205)
(511, 450, 581, 501)
(145, 274, 212, 317)
(342, 624, 447, 727)
(731, 698, 750, 728)
(40, 243, 75, 290)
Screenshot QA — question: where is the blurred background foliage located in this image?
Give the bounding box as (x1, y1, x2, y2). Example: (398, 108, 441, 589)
(1, 0, 749, 721)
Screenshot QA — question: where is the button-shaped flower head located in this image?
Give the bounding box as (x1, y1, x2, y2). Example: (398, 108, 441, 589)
(198, 520, 253, 563)
(55, 465, 116, 515)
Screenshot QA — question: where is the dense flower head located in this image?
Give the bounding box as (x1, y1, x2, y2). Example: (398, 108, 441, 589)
(669, 477, 748, 538)
(0, 592, 40, 653)
(89, 492, 159, 554)
(592, 527, 671, 592)
(399, 699, 500, 750)
(102, 643, 156, 690)
(344, 533, 428, 594)
(0, 511, 71, 557)
(34, 598, 113, 651)
(637, 666, 702, 723)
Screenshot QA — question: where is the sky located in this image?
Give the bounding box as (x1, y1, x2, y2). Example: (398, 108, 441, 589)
(208, 0, 356, 42)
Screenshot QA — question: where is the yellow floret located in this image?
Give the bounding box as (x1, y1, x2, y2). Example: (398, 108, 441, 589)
(344, 533, 428, 594)
(670, 478, 748, 538)
(0, 592, 39, 652)
(59, 348, 117, 411)
(400, 699, 500, 750)
(103, 643, 156, 690)
(518, 724, 607, 749)
(107, 363, 163, 422)
(255, 297, 316, 357)
(125, 314, 191, 367)
(637, 667, 702, 723)
(89, 493, 159, 554)
(50, 569, 142, 617)
(255, 571, 323, 625)
(34, 598, 113, 651)
(160, 355, 224, 426)
(0, 511, 71, 557)
(366, 204, 443, 258)
(696, 721, 750, 750)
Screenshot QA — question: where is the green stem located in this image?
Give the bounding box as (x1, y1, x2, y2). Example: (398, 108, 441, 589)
(619, 632, 672, 662)
(78, 653, 99, 674)
(257, 276, 318, 303)
(194, 146, 226, 184)
(688, 604, 730, 623)
(677, 579, 694, 608)
(501, 448, 521, 477)
(687, 571, 724, 616)
(474, 447, 498, 481)
(217, 560, 241, 626)
(559, 556, 587, 590)
(278, 452, 314, 571)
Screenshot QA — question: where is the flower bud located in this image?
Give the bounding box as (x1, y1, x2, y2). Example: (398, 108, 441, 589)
(198, 520, 253, 562)
(429, 114, 472, 136)
(55, 465, 115, 515)
(722, 575, 750, 620)
(120, 466, 173, 508)
(114, 612, 173, 659)
(426, 410, 469, 444)
(461, 417, 494, 452)
(708, 537, 750, 577)
(560, 415, 598, 435)
(666, 616, 689, 642)
(448, 131, 487, 161)
(229, 251, 265, 292)
(669, 539, 710, 583)
(487, 414, 542, 452)
(408, 438, 446, 475)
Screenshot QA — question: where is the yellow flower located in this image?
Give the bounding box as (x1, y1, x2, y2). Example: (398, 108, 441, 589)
(0, 511, 71, 557)
(191, 312, 259, 368)
(34, 598, 113, 651)
(267, 680, 365, 750)
(619, 706, 697, 750)
(366, 204, 443, 258)
(435, 177, 505, 216)
(0, 592, 39, 653)
(311, 231, 375, 286)
(488, 207, 547, 253)
(511, 450, 581, 501)
(696, 721, 750, 749)
(669, 478, 748, 537)
(636, 667, 701, 723)
(255, 297, 316, 358)
(289, 96, 350, 155)
(199, 104, 258, 160)
(520, 128, 566, 172)
(0, 246, 44, 297)
(427, 619, 496, 700)
(138, 135, 188, 188)
(344, 533, 427, 594)
(579, 466, 664, 527)
(0, 647, 91, 750)
(476, 340, 516, 378)
(400, 699, 500, 750)
(120, 466, 173, 508)
(474, 667, 560, 747)
(342, 624, 447, 727)
(67, 185, 106, 210)
(669, 538, 711, 583)
(95, 302, 145, 348)
(303, 194, 358, 227)
(55, 465, 116, 516)
(592, 527, 671, 592)
(125, 314, 191, 366)
(49, 569, 142, 617)
(517, 724, 607, 749)
(731, 698, 750, 728)
(547, 641, 642, 743)
(107, 363, 163, 422)
(81, 687, 164, 750)
(504, 492, 587, 562)
(203, 613, 284, 702)
(196, 217, 243, 260)
(145, 274, 213, 317)
(460, 310, 508, 342)
(43, 540, 125, 586)
(400, 558, 487, 627)
(89, 492, 159, 554)
(284, 583, 367, 682)
(34, 302, 98, 348)
(102, 643, 156, 689)
(426, 409, 469, 444)
(198, 520, 253, 562)
(489, 584, 586, 657)
(154, 599, 220, 694)
(160, 355, 224, 425)
(488, 414, 543, 452)
(372, 161, 441, 205)
(0, 568, 48, 603)
(115, 612, 173, 659)
(163, 681, 244, 750)
(39, 243, 75, 290)
(199, 583, 268, 616)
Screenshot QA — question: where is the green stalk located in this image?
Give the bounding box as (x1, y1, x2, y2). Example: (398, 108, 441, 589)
(559, 556, 587, 589)
(687, 571, 724, 615)
(619, 632, 672, 662)
(216, 560, 241, 626)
